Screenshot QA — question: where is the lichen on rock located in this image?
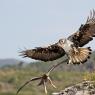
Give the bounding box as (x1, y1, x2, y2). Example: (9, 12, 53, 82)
(52, 81, 95, 95)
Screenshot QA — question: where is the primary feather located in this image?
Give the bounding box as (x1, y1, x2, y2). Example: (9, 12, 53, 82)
(21, 43, 65, 61)
(68, 10, 95, 47)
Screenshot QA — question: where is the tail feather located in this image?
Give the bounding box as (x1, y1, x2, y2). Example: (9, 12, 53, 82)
(69, 47, 92, 64)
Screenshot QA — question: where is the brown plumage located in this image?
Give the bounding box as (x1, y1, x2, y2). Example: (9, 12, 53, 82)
(20, 10, 95, 64)
(68, 47, 92, 64)
(21, 44, 65, 61)
(68, 10, 95, 47)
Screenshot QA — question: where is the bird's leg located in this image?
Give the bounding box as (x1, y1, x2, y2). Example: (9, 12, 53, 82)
(73, 46, 80, 55)
(71, 44, 79, 55)
(16, 59, 68, 95)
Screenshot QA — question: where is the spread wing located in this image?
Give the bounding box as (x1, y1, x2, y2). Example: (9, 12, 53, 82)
(68, 10, 95, 47)
(20, 43, 65, 61)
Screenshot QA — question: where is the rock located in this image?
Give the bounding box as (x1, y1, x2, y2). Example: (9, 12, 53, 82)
(52, 81, 95, 95)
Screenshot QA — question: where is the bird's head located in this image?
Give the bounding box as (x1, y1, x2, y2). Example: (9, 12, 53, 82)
(57, 38, 66, 47)
(58, 39, 66, 44)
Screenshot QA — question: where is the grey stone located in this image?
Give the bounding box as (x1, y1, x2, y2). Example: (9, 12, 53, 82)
(52, 81, 95, 95)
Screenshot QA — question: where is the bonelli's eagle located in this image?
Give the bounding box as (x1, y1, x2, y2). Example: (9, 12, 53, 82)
(21, 10, 95, 65)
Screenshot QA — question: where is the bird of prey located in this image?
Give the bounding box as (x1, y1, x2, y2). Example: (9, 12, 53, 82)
(17, 10, 95, 94)
(21, 10, 95, 65)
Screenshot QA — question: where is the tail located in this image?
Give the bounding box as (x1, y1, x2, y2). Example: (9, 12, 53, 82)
(68, 47, 92, 64)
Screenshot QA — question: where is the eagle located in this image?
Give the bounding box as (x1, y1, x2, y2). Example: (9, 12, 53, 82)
(17, 10, 95, 95)
(21, 10, 95, 65)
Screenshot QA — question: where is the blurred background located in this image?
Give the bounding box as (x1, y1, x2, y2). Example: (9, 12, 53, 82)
(0, 0, 95, 95)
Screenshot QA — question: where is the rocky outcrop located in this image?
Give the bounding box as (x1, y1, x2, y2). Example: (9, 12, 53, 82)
(52, 81, 95, 95)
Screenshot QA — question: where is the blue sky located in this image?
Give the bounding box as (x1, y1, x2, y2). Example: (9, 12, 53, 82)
(0, 0, 95, 61)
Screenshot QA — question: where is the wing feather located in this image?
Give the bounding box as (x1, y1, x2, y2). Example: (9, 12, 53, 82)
(68, 10, 95, 47)
(20, 44, 65, 61)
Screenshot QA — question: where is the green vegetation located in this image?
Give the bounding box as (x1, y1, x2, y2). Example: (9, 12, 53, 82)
(0, 51, 95, 95)
(0, 68, 85, 95)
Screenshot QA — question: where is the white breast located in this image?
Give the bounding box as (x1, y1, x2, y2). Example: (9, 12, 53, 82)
(63, 40, 73, 53)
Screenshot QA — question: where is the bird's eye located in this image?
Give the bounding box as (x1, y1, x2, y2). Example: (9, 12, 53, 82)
(59, 39, 64, 43)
